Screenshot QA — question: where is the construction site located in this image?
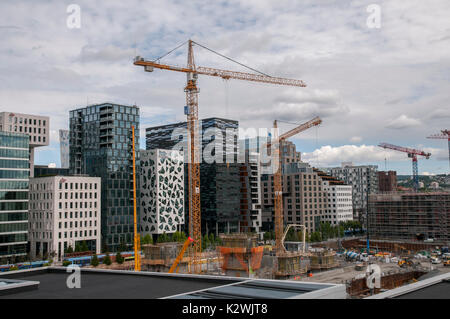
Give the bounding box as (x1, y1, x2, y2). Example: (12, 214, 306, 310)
(80, 40, 449, 298)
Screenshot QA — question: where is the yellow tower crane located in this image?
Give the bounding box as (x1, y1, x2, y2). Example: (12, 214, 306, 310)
(134, 40, 306, 273)
(272, 117, 322, 254)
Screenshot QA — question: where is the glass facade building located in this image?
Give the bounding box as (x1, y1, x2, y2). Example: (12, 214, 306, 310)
(69, 103, 139, 252)
(145, 118, 240, 235)
(0, 132, 29, 262)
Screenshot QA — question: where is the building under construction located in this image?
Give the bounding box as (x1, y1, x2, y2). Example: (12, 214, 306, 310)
(141, 242, 188, 272)
(217, 233, 264, 277)
(274, 252, 308, 279)
(368, 192, 450, 243)
(309, 248, 338, 271)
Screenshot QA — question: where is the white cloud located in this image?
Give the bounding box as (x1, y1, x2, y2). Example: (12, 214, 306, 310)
(303, 144, 407, 166)
(1, 0, 449, 174)
(386, 115, 422, 129)
(350, 136, 362, 143)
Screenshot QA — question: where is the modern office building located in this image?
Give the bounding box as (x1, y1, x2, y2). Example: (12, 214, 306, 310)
(0, 112, 49, 177)
(139, 149, 184, 235)
(378, 171, 397, 192)
(261, 162, 327, 234)
(59, 129, 70, 169)
(0, 132, 29, 263)
(239, 151, 262, 238)
(325, 163, 378, 222)
(28, 176, 101, 260)
(316, 170, 353, 226)
(69, 103, 140, 252)
(368, 192, 450, 243)
(146, 118, 240, 235)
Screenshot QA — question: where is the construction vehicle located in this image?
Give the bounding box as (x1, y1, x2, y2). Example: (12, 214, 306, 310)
(168, 237, 194, 274)
(134, 40, 307, 273)
(378, 143, 431, 191)
(398, 258, 413, 268)
(272, 117, 322, 254)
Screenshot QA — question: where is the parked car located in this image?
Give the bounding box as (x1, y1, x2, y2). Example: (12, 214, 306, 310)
(431, 257, 441, 264)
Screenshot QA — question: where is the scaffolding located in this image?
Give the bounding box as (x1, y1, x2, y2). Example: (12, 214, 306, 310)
(368, 192, 450, 244)
(217, 234, 264, 276)
(141, 242, 190, 271)
(274, 252, 308, 278)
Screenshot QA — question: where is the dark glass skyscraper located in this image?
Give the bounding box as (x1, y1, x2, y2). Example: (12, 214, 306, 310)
(0, 131, 29, 262)
(69, 103, 139, 251)
(145, 118, 240, 235)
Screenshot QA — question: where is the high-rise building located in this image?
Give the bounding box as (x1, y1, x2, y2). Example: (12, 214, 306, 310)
(146, 117, 238, 163)
(280, 140, 301, 165)
(368, 192, 450, 242)
(0, 112, 49, 177)
(261, 162, 327, 234)
(69, 103, 140, 251)
(59, 129, 70, 169)
(34, 165, 69, 178)
(0, 132, 29, 262)
(28, 176, 101, 260)
(139, 149, 184, 235)
(239, 150, 262, 238)
(378, 171, 397, 192)
(316, 170, 353, 226)
(324, 163, 378, 222)
(145, 118, 240, 235)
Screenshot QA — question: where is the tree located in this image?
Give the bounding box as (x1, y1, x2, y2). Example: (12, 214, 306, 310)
(208, 233, 215, 247)
(81, 241, 89, 252)
(202, 234, 211, 250)
(66, 245, 73, 254)
(142, 234, 153, 245)
(157, 232, 170, 243)
(310, 232, 322, 242)
(103, 253, 112, 266)
(116, 251, 124, 264)
(91, 254, 99, 267)
(75, 242, 81, 252)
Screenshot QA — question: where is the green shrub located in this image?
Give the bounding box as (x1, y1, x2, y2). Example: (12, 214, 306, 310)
(116, 252, 124, 264)
(62, 260, 71, 267)
(91, 254, 99, 267)
(103, 253, 112, 266)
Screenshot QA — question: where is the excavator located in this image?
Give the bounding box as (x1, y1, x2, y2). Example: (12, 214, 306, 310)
(398, 258, 413, 268)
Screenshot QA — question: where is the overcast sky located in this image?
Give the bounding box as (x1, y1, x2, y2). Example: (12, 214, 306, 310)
(1, 0, 449, 175)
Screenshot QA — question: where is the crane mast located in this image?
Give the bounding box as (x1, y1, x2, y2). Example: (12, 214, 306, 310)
(273, 117, 322, 253)
(378, 142, 431, 192)
(134, 39, 307, 273)
(184, 40, 202, 273)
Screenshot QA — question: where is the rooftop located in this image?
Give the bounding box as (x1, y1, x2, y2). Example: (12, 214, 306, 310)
(0, 267, 345, 299)
(365, 272, 450, 299)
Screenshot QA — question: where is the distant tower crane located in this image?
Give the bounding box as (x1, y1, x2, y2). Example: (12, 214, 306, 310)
(427, 129, 450, 172)
(272, 117, 322, 253)
(134, 40, 307, 273)
(378, 143, 431, 191)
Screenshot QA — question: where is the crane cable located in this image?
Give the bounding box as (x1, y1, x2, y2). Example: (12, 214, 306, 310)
(191, 40, 272, 77)
(153, 40, 189, 62)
